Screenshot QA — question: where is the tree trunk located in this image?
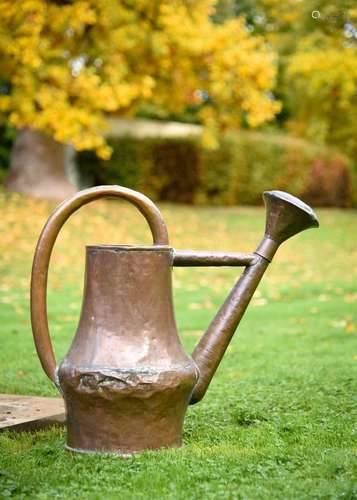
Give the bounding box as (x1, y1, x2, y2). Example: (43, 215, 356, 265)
(4, 128, 77, 200)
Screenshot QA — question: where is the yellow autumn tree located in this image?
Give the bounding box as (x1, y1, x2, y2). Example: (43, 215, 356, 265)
(238, 1, 357, 150)
(0, 0, 279, 198)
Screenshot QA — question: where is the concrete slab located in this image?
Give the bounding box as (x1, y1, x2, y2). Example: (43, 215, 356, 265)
(0, 394, 65, 432)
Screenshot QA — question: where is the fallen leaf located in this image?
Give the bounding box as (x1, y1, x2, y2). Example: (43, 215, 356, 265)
(318, 294, 330, 302)
(344, 293, 357, 303)
(331, 320, 347, 329)
(252, 298, 267, 307)
(189, 303, 202, 310)
(310, 307, 320, 314)
(296, 318, 306, 324)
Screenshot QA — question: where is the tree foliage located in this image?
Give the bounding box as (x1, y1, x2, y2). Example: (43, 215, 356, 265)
(0, 0, 280, 156)
(284, 3, 357, 156)
(216, 0, 357, 158)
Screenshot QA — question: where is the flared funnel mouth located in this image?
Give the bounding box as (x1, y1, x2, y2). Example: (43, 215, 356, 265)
(263, 190, 319, 244)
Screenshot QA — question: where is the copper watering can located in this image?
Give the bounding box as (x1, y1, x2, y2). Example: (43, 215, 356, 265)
(31, 185, 318, 455)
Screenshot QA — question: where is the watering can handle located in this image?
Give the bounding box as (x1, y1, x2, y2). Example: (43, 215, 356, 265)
(30, 185, 169, 384)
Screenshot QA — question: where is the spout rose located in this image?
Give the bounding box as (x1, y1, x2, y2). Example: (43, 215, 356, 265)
(253, 191, 319, 261)
(264, 191, 319, 239)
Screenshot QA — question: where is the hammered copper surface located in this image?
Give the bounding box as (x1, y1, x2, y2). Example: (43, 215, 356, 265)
(59, 246, 198, 453)
(30, 186, 319, 454)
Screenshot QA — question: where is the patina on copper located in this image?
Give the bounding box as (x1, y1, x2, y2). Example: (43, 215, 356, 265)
(30, 186, 319, 455)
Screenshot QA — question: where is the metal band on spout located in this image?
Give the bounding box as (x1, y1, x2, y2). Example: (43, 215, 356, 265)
(254, 237, 279, 262)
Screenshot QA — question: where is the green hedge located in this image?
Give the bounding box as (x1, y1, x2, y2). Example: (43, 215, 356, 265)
(77, 131, 355, 207)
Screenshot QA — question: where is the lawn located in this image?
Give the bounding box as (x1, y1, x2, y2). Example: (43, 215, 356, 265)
(0, 188, 356, 499)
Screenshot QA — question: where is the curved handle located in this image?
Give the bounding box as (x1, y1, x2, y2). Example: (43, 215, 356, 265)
(30, 185, 169, 384)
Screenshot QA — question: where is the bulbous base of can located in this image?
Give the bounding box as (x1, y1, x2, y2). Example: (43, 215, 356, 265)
(59, 364, 197, 454)
(64, 402, 184, 454)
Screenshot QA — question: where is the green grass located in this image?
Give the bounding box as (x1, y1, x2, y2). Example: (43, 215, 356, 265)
(0, 189, 356, 499)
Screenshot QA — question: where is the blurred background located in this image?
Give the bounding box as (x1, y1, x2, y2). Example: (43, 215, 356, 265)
(0, 0, 356, 207)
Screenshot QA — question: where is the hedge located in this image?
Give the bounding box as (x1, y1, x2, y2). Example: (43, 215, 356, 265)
(77, 131, 355, 207)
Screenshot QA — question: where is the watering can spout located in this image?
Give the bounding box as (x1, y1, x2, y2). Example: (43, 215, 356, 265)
(188, 190, 319, 404)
